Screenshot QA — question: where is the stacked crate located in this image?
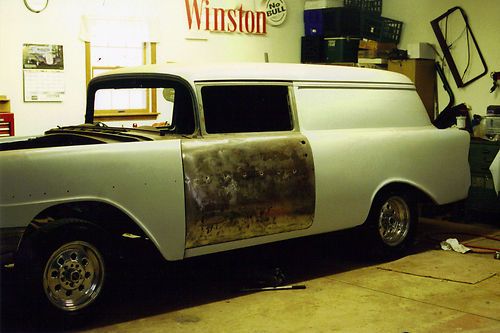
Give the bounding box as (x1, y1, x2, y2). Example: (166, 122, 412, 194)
(301, 0, 402, 64)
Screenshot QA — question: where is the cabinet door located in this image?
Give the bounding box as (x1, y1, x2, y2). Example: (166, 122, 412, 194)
(469, 141, 499, 174)
(467, 140, 500, 213)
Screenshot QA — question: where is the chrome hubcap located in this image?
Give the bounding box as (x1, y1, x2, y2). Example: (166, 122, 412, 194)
(378, 196, 411, 246)
(43, 241, 104, 312)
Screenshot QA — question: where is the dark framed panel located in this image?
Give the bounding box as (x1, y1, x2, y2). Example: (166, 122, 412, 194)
(431, 7, 488, 88)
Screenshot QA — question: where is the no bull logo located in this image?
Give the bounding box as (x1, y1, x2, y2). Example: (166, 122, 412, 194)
(266, 0, 287, 26)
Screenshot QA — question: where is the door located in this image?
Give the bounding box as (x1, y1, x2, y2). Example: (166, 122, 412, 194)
(183, 83, 315, 248)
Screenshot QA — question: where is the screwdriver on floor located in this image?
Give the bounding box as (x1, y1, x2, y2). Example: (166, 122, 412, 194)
(241, 285, 307, 292)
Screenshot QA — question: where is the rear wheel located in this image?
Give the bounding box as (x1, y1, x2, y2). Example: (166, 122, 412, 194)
(366, 190, 417, 257)
(378, 195, 411, 247)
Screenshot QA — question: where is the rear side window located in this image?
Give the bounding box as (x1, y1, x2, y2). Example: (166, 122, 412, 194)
(201, 85, 292, 134)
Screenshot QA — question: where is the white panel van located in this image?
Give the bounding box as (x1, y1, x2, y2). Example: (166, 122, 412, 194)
(0, 63, 470, 314)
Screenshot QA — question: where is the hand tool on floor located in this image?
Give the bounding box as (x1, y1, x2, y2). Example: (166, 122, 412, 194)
(241, 285, 306, 292)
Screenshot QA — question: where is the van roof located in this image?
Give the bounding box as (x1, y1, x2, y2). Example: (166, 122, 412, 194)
(96, 62, 413, 86)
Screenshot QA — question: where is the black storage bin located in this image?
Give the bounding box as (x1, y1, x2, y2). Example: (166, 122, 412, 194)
(301, 36, 359, 63)
(324, 37, 360, 63)
(304, 7, 361, 37)
(344, 0, 382, 16)
(301, 36, 326, 63)
(361, 15, 402, 43)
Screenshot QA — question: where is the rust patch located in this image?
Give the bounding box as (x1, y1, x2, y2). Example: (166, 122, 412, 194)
(182, 134, 315, 248)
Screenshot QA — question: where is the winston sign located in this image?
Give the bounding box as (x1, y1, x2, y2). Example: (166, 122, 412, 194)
(184, 0, 287, 35)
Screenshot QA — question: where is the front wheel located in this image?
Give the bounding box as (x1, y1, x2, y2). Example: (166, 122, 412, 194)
(16, 219, 110, 315)
(365, 191, 417, 257)
(43, 240, 105, 312)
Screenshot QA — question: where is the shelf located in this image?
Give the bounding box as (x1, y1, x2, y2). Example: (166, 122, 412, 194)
(0, 95, 10, 113)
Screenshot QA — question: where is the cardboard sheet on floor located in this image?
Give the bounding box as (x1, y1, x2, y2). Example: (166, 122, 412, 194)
(377, 250, 499, 284)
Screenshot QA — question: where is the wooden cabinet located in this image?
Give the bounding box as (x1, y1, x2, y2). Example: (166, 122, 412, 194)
(388, 59, 436, 121)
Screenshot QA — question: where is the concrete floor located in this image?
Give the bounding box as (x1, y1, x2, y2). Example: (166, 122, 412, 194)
(1, 217, 499, 332)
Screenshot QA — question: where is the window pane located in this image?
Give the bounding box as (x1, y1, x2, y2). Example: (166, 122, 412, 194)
(202, 85, 292, 133)
(91, 45, 143, 67)
(94, 88, 147, 111)
(94, 89, 112, 110)
(129, 89, 146, 109)
(111, 89, 131, 110)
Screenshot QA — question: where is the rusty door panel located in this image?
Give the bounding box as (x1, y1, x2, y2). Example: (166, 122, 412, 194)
(182, 134, 315, 248)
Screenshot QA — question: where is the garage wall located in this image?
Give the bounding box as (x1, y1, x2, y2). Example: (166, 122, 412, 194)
(1, 0, 498, 136)
(0, 0, 305, 136)
(383, 0, 500, 117)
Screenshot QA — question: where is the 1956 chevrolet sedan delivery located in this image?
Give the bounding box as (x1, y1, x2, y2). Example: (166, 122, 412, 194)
(0, 63, 470, 314)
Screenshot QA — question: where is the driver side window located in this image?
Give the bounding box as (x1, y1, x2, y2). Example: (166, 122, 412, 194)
(201, 85, 293, 134)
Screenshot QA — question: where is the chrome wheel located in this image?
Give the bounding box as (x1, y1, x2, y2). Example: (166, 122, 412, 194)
(43, 241, 105, 312)
(377, 196, 411, 247)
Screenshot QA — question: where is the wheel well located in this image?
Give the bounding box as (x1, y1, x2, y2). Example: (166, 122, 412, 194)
(15, 201, 166, 268)
(374, 182, 435, 206)
(25, 201, 149, 241)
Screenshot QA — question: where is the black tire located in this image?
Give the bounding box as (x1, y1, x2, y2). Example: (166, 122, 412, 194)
(15, 218, 110, 316)
(365, 190, 418, 257)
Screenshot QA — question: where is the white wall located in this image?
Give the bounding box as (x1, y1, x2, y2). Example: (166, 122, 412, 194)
(383, 0, 500, 117)
(2, 0, 499, 136)
(0, 0, 86, 136)
(0, 0, 305, 136)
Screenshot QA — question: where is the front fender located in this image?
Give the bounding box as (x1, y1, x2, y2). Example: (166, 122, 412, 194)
(0, 140, 186, 261)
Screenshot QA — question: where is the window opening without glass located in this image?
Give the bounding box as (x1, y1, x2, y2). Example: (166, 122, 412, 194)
(88, 78, 195, 135)
(201, 85, 293, 134)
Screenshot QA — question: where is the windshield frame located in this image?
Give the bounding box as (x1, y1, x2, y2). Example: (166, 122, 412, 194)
(85, 73, 199, 136)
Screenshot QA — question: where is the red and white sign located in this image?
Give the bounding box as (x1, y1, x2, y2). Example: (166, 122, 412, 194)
(184, 0, 287, 35)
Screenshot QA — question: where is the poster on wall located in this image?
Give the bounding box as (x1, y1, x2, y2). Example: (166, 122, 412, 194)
(22, 44, 65, 102)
